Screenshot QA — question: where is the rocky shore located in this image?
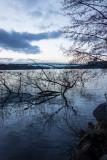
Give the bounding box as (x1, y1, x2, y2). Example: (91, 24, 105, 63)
(76, 102, 107, 160)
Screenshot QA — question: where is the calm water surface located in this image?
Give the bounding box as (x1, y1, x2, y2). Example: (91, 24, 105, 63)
(0, 69, 107, 160)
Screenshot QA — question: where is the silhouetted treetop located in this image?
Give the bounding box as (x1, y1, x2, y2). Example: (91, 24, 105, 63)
(61, 0, 107, 62)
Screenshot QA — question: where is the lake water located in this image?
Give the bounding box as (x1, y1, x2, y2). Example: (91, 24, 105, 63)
(0, 69, 107, 160)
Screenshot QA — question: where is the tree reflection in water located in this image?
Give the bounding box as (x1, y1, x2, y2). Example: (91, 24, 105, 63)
(0, 69, 106, 160)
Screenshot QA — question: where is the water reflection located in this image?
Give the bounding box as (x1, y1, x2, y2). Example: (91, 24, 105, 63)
(0, 69, 107, 160)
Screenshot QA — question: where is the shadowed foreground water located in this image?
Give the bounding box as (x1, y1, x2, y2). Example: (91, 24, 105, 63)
(0, 69, 107, 160)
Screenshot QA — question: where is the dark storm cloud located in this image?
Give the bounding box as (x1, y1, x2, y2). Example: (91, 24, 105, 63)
(0, 29, 62, 54)
(0, 29, 40, 54)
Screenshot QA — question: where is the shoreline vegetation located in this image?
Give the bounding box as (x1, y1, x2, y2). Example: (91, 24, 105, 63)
(76, 102, 107, 160)
(0, 61, 107, 70)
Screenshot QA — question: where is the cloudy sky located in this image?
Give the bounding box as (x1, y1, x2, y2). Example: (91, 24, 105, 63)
(0, 0, 70, 64)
